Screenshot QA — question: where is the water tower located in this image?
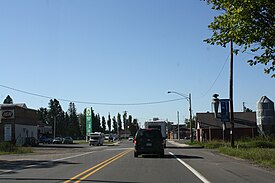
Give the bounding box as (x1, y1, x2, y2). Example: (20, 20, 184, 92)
(256, 96, 275, 136)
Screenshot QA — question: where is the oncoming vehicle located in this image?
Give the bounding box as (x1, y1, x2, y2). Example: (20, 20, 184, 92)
(134, 128, 164, 158)
(89, 132, 104, 146)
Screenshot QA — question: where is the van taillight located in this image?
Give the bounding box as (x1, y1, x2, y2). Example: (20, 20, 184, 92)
(134, 138, 136, 144)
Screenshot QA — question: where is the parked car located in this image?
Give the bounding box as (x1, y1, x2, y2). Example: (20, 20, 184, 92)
(39, 136, 53, 144)
(24, 137, 39, 147)
(134, 128, 164, 158)
(53, 137, 63, 144)
(62, 137, 73, 144)
(128, 136, 133, 141)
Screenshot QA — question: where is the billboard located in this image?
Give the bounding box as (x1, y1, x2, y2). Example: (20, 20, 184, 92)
(86, 108, 92, 135)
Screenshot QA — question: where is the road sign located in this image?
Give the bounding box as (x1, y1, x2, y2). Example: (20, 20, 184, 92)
(86, 108, 92, 135)
(220, 99, 230, 122)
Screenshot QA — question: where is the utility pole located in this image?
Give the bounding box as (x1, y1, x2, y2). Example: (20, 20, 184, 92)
(177, 111, 180, 140)
(189, 93, 193, 143)
(229, 40, 235, 148)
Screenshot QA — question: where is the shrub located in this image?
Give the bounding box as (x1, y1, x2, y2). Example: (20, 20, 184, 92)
(0, 142, 32, 154)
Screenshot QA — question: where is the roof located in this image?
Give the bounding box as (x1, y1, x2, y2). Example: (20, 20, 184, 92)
(258, 96, 274, 104)
(0, 103, 27, 109)
(196, 112, 257, 129)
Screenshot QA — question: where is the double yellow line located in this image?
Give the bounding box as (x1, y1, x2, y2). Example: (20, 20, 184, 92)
(64, 149, 132, 183)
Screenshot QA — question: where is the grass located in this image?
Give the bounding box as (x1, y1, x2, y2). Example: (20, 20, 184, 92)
(0, 142, 33, 155)
(190, 137, 275, 169)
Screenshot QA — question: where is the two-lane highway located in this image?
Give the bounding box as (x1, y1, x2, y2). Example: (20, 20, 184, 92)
(0, 140, 274, 183)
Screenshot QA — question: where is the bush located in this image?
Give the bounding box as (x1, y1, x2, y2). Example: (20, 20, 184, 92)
(0, 142, 16, 152)
(0, 142, 32, 154)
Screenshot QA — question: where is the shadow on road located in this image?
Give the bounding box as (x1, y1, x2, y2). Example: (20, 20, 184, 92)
(0, 177, 143, 183)
(0, 159, 79, 175)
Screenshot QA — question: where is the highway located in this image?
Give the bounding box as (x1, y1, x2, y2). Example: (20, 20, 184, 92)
(0, 140, 274, 183)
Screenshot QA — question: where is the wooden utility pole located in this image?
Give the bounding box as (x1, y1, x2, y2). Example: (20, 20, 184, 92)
(189, 93, 193, 143)
(229, 40, 235, 148)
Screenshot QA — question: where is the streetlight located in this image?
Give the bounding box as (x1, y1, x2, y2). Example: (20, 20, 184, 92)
(168, 91, 193, 142)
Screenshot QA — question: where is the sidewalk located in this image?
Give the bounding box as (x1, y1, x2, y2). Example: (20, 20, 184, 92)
(167, 140, 190, 147)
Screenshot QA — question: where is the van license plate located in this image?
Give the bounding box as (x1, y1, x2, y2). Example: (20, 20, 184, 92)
(146, 143, 152, 147)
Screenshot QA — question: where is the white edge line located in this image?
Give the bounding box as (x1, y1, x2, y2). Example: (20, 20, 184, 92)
(53, 151, 95, 162)
(169, 152, 211, 183)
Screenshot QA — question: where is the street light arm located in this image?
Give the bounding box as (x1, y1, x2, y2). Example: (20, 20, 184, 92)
(167, 91, 189, 101)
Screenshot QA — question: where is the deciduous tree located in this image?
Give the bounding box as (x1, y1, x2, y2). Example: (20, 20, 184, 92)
(205, 0, 275, 77)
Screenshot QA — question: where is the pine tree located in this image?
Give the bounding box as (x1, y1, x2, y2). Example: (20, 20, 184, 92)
(3, 95, 13, 104)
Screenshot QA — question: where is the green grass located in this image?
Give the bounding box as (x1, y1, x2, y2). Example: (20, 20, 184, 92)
(0, 142, 33, 155)
(219, 147, 275, 168)
(192, 138, 275, 169)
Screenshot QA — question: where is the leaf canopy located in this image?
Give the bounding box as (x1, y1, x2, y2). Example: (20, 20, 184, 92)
(205, 0, 275, 77)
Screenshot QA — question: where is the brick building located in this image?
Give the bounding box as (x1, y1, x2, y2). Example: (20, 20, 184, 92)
(196, 112, 257, 142)
(0, 104, 39, 146)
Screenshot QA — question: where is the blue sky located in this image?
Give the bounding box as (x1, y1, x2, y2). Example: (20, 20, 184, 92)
(0, 0, 274, 126)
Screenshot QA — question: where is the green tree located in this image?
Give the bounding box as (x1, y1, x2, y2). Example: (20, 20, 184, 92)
(37, 107, 48, 124)
(93, 113, 102, 132)
(123, 111, 127, 131)
(205, 0, 275, 77)
(130, 118, 139, 136)
(112, 116, 117, 134)
(102, 116, 106, 132)
(68, 102, 80, 138)
(117, 113, 122, 134)
(244, 107, 253, 112)
(78, 113, 86, 137)
(107, 113, 112, 132)
(48, 99, 64, 136)
(3, 95, 13, 104)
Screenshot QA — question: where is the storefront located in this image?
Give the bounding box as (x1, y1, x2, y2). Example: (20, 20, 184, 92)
(0, 104, 39, 146)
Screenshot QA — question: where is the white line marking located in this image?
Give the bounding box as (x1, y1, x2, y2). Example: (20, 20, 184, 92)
(53, 151, 95, 162)
(169, 152, 211, 183)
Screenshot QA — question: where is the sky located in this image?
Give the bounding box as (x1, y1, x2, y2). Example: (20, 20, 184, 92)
(0, 0, 274, 126)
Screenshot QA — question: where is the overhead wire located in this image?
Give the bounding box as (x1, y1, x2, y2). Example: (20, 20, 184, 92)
(0, 84, 184, 106)
(201, 44, 246, 98)
(201, 53, 230, 97)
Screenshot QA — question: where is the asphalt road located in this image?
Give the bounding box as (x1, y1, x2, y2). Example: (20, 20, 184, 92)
(0, 140, 274, 183)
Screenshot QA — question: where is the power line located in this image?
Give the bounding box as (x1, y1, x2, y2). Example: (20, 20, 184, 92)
(0, 84, 184, 106)
(201, 54, 230, 97)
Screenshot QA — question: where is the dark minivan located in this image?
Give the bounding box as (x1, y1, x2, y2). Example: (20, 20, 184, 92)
(134, 128, 165, 158)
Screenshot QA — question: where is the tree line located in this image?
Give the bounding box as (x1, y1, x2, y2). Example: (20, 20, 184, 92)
(3, 95, 139, 139)
(37, 99, 139, 139)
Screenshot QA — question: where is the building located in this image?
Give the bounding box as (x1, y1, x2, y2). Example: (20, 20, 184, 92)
(256, 96, 275, 136)
(0, 104, 39, 146)
(196, 112, 257, 142)
(168, 124, 189, 139)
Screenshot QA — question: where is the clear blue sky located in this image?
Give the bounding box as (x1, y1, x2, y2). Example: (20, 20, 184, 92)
(0, 0, 274, 126)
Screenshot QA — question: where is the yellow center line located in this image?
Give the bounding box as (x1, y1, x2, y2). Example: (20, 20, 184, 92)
(64, 149, 132, 183)
(75, 149, 132, 183)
